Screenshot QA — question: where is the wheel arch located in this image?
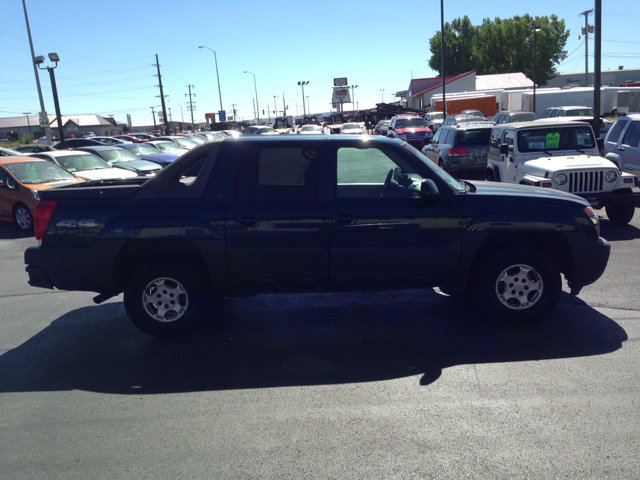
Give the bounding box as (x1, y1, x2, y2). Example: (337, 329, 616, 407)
(112, 239, 214, 294)
(485, 164, 502, 182)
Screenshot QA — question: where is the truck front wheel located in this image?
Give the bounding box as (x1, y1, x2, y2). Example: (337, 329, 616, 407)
(474, 248, 562, 323)
(605, 203, 635, 225)
(124, 261, 208, 337)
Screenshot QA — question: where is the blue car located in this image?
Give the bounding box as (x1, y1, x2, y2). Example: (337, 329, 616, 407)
(116, 143, 180, 167)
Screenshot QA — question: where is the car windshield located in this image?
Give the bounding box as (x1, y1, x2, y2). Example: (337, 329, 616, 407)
(302, 126, 319, 131)
(173, 137, 198, 147)
(430, 113, 444, 120)
(517, 126, 596, 152)
(4, 161, 76, 184)
(128, 145, 159, 156)
(187, 136, 206, 144)
(396, 118, 427, 128)
(258, 127, 276, 133)
(378, 121, 390, 126)
(153, 142, 182, 152)
(565, 108, 594, 117)
(97, 149, 140, 163)
(55, 154, 110, 171)
(456, 128, 492, 146)
(342, 124, 360, 130)
(511, 113, 539, 122)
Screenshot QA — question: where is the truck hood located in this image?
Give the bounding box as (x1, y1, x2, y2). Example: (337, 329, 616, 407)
(523, 155, 616, 176)
(469, 180, 589, 207)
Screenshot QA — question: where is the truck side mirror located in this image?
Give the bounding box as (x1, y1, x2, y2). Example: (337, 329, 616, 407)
(500, 144, 509, 155)
(420, 179, 441, 204)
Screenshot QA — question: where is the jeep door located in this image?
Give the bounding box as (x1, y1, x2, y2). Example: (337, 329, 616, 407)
(500, 130, 518, 182)
(327, 142, 462, 289)
(225, 140, 329, 291)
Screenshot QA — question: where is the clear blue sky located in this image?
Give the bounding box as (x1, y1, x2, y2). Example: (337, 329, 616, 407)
(1, 0, 638, 126)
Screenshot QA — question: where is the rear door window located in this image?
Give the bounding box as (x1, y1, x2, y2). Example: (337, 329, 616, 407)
(606, 118, 628, 145)
(622, 121, 640, 148)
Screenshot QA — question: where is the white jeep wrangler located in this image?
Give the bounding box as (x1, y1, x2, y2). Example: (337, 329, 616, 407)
(486, 120, 639, 224)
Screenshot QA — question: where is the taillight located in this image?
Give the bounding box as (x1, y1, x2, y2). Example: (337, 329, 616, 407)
(448, 147, 468, 155)
(34, 200, 57, 245)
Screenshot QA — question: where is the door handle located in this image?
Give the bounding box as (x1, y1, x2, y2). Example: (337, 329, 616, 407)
(235, 215, 259, 227)
(618, 146, 625, 151)
(331, 213, 356, 225)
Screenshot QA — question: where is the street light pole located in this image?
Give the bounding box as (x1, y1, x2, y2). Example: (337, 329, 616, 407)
(22, 0, 51, 146)
(298, 81, 309, 120)
(532, 25, 541, 113)
(198, 46, 223, 113)
(274, 95, 278, 116)
(36, 52, 65, 148)
(23, 112, 32, 138)
(244, 71, 259, 123)
(351, 85, 358, 113)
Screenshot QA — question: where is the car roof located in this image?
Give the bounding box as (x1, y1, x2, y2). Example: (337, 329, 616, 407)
(75, 145, 120, 151)
(393, 115, 422, 119)
(493, 119, 592, 129)
(29, 149, 96, 157)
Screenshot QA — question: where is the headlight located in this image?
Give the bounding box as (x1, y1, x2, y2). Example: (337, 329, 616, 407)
(30, 189, 40, 201)
(555, 173, 568, 185)
(605, 170, 617, 183)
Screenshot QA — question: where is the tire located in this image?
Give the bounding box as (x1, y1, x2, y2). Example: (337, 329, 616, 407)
(473, 248, 561, 324)
(486, 170, 495, 182)
(124, 261, 209, 337)
(13, 204, 33, 231)
(605, 203, 635, 225)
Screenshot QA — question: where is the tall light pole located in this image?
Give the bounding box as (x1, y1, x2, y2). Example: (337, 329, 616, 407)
(282, 92, 286, 116)
(274, 95, 278, 116)
(307, 96, 310, 116)
(244, 71, 259, 122)
(440, 0, 447, 118)
(532, 25, 541, 114)
(23, 112, 32, 138)
(22, 0, 51, 146)
(351, 85, 358, 113)
(380, 89, 385, 103)
(35, 52, 65, 149)
(198, 46, 223, 113)
(298, 81, 309, 120)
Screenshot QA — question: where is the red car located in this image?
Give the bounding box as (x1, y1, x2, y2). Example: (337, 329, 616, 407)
(386, 115, 433, 150)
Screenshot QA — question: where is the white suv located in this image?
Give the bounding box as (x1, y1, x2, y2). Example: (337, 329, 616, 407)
(603, 113, 640, 179)
(487, 120, 639, 224)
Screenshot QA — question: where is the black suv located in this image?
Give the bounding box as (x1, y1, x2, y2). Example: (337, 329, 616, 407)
(421, 124, 492, 179)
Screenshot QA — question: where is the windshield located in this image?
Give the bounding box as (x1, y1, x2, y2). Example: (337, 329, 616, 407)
(258, 127, 276, 133)
(565, 108, 594, 117)
(4, 161, 76, 184)
(173, 137, 199, 147)
(342, 124, 360, 130)
(430, 113, 444, 120)
(154, 142, 183, 152)
(517, 126, 596, 152)
(128, 145, 159, 156)
(187, 136, 206, 144)
(98, 149, 140, 163)
(302, 126, 319, 131)
(396, 118, 427, 128)
(511, 113, 538, 122)
(55, 154, 111, 171)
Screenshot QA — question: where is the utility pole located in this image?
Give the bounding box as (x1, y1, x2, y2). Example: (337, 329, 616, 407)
(593, 1, 601, 136)
(231, 103, 237, 122)
(579, 9, 594, 86)
(186, 85, 196, 132)
(153, 54, 170, 135)
(150, 106, 157, 127)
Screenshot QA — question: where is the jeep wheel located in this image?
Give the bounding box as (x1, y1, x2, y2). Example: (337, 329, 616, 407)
(605, 203, 635, 225)
(474, 248, 561, 323)
(13, 204, 33, 231)
(486, 171, 495, 182)
(124, 261, 208, 337)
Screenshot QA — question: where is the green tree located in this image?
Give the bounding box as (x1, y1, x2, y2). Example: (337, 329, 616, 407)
(428, 16, 477, 76)
(428, 14, 569, 86)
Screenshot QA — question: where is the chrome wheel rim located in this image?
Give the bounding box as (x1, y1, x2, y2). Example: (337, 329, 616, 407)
(15, 207, 32, 230)
(495, 264, 543, 310)
(142, 277, 188, 323)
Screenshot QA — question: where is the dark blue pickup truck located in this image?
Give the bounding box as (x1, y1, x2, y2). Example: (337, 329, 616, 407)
(25, 135, 610, 336)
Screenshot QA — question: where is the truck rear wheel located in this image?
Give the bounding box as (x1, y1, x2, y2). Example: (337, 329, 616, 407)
(124, 261, 208, 337)
(605, 203, 635, 225)
(474, 248, 561, 324)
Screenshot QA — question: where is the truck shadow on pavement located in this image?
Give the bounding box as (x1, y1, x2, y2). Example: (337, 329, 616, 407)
(599, 219, 640, 241)
(0, 290, 628, 395)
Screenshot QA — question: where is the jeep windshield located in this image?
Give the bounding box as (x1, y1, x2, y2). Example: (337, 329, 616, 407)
(396, 118, 427, 128)
(517, 125, 596, 153)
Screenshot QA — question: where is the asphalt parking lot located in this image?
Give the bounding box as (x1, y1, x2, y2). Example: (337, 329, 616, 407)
(0, 209, 639, 479)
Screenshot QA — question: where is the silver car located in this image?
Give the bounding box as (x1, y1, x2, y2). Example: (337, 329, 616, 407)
(603, 113, 640, 178)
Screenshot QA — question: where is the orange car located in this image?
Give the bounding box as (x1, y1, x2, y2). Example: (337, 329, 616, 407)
(0, 156, 84, 230)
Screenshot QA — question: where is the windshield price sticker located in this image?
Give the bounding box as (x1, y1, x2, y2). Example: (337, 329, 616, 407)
(546, 132, 560, 149)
